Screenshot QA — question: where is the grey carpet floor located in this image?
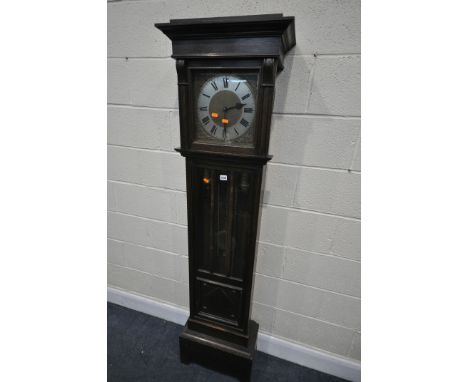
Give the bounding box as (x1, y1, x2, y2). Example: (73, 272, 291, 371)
(108, 302, 349, 382)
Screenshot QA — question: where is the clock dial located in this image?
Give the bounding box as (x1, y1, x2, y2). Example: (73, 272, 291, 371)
(197, 75, 256, 142)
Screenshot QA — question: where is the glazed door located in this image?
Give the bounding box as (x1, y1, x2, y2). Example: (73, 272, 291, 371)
(190, 161, 257, 329)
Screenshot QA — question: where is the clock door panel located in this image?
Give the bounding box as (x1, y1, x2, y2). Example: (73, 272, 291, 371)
(230, 171, 255, 279)
(192, 166, 214, 273)
(190, 161, 258, 328)
(213, 169, 231, 275)
(196, 279, 243, 326)
(191, 164, 256, 280)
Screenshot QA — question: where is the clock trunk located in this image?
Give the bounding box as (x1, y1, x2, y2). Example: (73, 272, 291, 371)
(186, 158, 263, 345)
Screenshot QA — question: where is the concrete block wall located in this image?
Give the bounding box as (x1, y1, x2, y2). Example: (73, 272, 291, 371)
(107, 0, 361, 362)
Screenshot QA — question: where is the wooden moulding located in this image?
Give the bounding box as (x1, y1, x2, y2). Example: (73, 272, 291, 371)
(155, 14, 295, 70)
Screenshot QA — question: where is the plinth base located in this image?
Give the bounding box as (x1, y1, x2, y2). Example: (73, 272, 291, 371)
(179, 320, 259, 381)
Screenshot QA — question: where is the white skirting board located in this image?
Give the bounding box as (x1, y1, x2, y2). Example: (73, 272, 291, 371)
(107, 287, 361, 382)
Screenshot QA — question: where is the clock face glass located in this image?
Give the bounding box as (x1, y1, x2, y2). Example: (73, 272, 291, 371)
(193, 72, 258, 147)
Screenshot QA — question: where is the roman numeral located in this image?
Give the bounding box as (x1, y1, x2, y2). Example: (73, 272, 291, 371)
(240, 118, 249, 127)
(222, 128, 227, 139)
(235, 82, 240, 91)
(234, 128, 239, 135)
(202, 116, 210, 125)
(199, 106, 207, 111)
(241, 93, 250, 100)
(244, 108, 253, 113)
(210, 81, 218, 91)
(223, 77, 229, 88)
(203, 93, 210, 98)
(210, 125, 217, 135)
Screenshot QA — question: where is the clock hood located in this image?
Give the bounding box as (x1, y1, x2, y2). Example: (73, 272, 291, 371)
(155, 14, 295, 71)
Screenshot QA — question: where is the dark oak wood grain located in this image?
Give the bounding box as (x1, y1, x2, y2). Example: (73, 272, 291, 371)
(156, 14, 295, 380)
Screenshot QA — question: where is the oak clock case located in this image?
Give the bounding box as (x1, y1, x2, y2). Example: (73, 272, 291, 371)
(155, 14, 295, 380)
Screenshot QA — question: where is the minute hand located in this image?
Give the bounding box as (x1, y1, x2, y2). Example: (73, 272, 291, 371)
(224, 102, 246, 112)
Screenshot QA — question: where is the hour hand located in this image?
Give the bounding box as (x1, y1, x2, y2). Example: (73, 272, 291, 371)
(224, 102, 246, 112)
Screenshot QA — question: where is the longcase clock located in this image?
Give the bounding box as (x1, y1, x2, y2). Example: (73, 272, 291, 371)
(155, 14, 295, 380)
